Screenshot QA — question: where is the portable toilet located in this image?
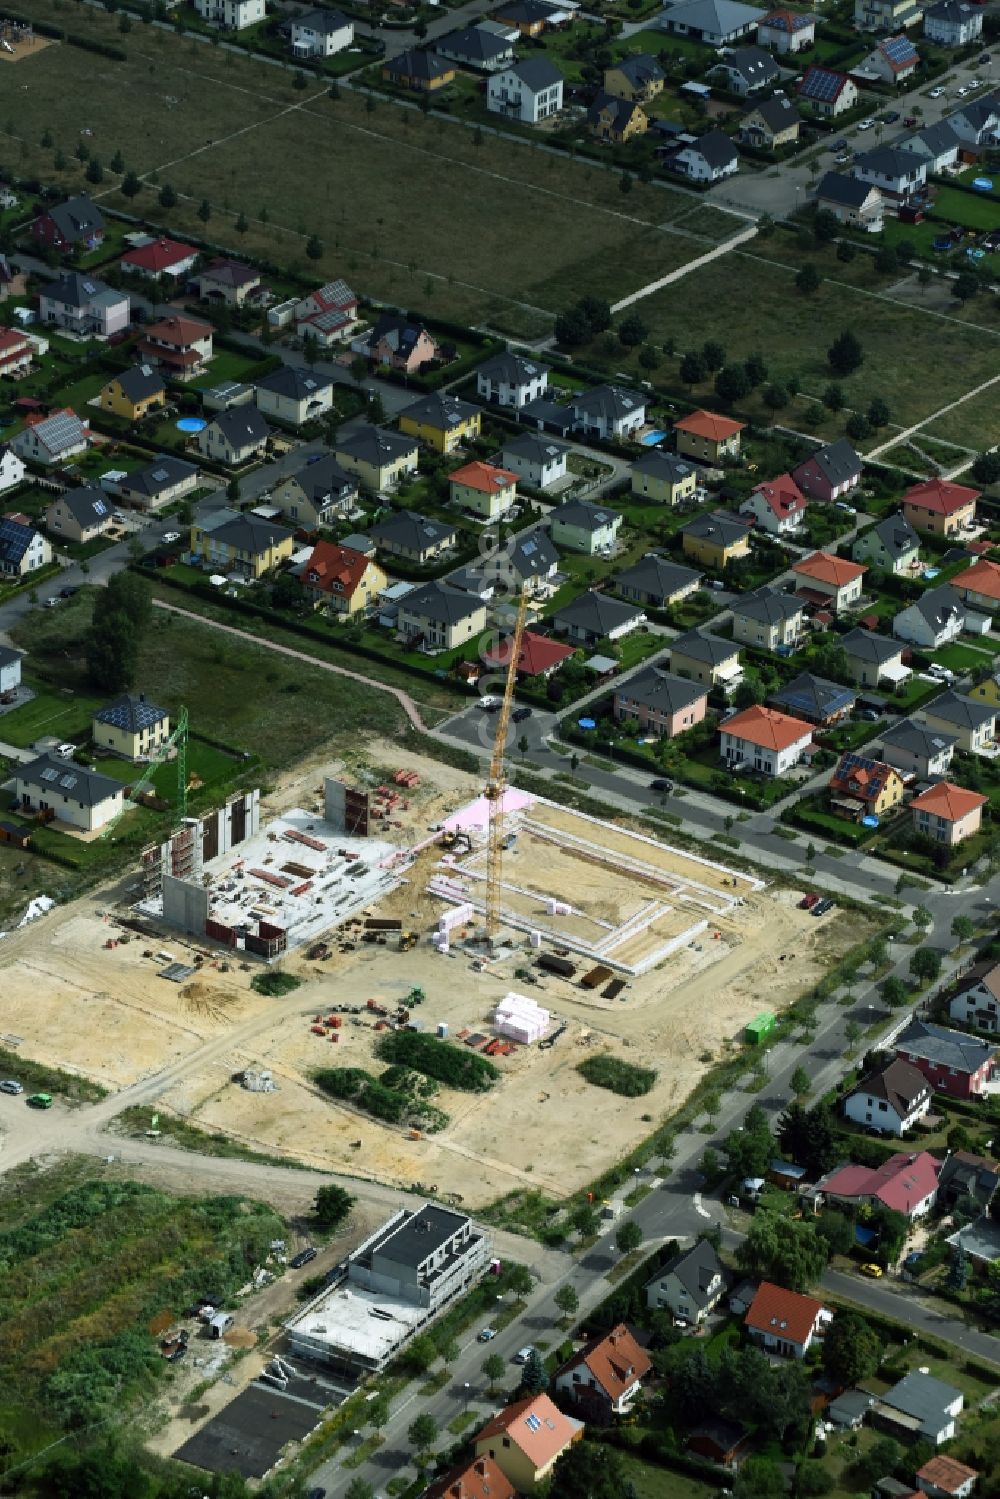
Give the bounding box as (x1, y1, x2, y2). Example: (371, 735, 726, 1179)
(745, 1012, 775, 1045)
(437, 1022, 448, 1038)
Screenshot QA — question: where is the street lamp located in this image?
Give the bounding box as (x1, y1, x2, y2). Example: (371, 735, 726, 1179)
(464, 1382, 471, 1413)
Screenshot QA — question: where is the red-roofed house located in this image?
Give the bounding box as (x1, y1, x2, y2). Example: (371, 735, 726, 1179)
(449, 460, 518, 521)
(817, 1150, 941, 1219)
(952, 559, 1000, 615)
(120, 236, 199, 281)
(302, 540, 387, 616)
(425, 1454, 517, 1499)
(740, 473, 807, 536)
(673, 409, 745, 463)
(758, 7, 816, 51)
(139, 314, 214, 380)
(293, 278, 360, 346)
(744, 1281, 829, 1359)
(792, 550, 866, 612)
(829, 752, 904, 819)
(474, 1393, 584, 1491)
(484, 629, 576, 680)
(902, 479, 979, 538)
(911, 781, 988, 847)
(554, 1322, 652, 1418)
(916, 1454, 979, 1499)
(0, 327, 32, 379)
(720, 704, 813, 776)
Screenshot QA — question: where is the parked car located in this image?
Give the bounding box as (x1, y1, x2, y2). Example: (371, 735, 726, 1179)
(479, 696, 500, 711)
(0, 1080, 23, 1095)
(859, 1262, 883, 1278)
(162, 531, 181, 544)
(799, 893, 820, 910)
(835, 152, 852, 164)
(856, 708, 880, 722)
(55, 743, 76, 759)
(929, 86, 945, 98)
(883, 110, 900, 123)
(59, 586, 78, 599)
(979, 53, 991, 63)
(649, 778, 674, 793)
(44, 596, 61, 608)
(857, 118, 876, 130)
(289, 1246, 317, 1269)
(511, 706, 532, 722)
(26, 1093, 53, 1109)
(478, 1327, 497, 1342)
(812, 898, 835, 917)
(513, 1345, 535, 1364)
(831, 137, 849, 150)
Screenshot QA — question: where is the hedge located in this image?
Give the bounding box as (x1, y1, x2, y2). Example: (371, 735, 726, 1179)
(375, 1031, 500, 1092)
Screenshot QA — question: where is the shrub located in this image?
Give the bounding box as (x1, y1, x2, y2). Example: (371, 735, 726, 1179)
(250, 971, 301, 997)
(375, 1031, 499, 1091)
(578, 1054, 657, 1097)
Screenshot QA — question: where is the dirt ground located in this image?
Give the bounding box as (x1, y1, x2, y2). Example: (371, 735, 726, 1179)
(0, 31, 53, 64)
(0, 748, 874, 1205)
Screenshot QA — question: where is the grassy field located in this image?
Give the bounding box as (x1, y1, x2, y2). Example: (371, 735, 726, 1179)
(922, 383, 1000, 449)
(931, 186, 1000, 232)
(0, 684, 104, 747)
(619, 1453, 718, 1499)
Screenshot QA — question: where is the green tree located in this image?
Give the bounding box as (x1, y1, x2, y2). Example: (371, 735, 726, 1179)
(507, 1263, 533, 1297)
(880, 975, 909, 1009)
(724, 1102, 773, 1179)
(615, 1219, 642, 1255)
(293, 69, 308, 91)
(846, 412, 871, 442)
(828, 329, 863, 376)
(619, 170, 633, 195)
(763, 382, 788, 409)
(519, 1347, 548, 1396)
(952, 269, 980, 302)
(235, 211, 248, 235)
(910, 946, 941, 984)
(823, 383, 844, 411)
(158, 181, 176, 208)
(680, 350, 708, 385)
(554, 1284, 579, 1321)
(952, 915, 974, 945)
(306, 234, 324, 260)
(815, 1209, 855, 1257)
(744, 350, 768, 387)
(312, 1184, 353, 1231)
(226, 475, 241, 505)
(549, 1440, 638, 1499)
(702, 340, 726, 371)
(913, 905, 932, 932)
(85, 156, 104, 184)
(345, 1480, 374, 1499)
(482, 1351, 504, 1392)
(110, 148, 125, 173)
(867, 398, 890, 429)
(948, 1242, 969, 1291)
(813, 208, 840, 243)
(735, 1456, 786, 1499)
(972, 451, 1000, 486)
(875, 244, 898, 276)
(197, 198, 211, 223)
(822, 1310, 881, 1385)
(796, 263, 821, 295)
(408, 1413, 437, 1451)
(715, 364, 750, 403)
(790, 1065, 811, 1099)
(618, 312, 648, 347)
(737, 1210, 829, 1292)
(845, 1019, 862, 1055)
(402, 1334, 436, 1373)
(120, 171, 142, 199)
(836, 239, 857, 263)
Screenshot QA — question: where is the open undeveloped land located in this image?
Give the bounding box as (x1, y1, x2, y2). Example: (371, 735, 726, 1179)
(0, 747, 872, 1207)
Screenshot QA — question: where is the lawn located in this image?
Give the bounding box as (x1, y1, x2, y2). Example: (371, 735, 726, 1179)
(922, 384, 1000, 449)
(618, 1453, 719, 1499)
(189, 347, 268, 389)
(928, 640, 996, 672)
(931, 186, 1000, 232)
(0, 684, 104, 748)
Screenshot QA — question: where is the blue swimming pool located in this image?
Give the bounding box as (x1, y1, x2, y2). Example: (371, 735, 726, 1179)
(176, 416, 207, 433)
(641, 429, 667, 446)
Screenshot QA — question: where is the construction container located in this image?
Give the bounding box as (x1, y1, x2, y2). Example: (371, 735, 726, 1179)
(580, 964, 613, 990)
(536, 954, 576, 979)
(437, 1022, 448, 1038)
(745, 1011, 775, 1045)
(329, 1016, 342, 1030)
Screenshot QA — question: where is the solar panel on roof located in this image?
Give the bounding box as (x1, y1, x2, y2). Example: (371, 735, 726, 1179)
(523, 539, 537, 555)
(151, 468, 169, 482)
(94, 499, 107, 515)
(60, 774, 77, 789)
(525, 1414, 541, 1432)
(40, 768, 59, 782)
(882, 35, 916, 59)
(802, 69, 841, 101)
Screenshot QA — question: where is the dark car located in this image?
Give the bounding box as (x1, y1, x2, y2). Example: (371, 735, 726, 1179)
(59, 586, 78, 599)
(979, 53, 991, 63)
(884, 110, 900, 123)
(306, 1489, 326, 1499)
(831, 137, 849, 150)
(512, 706, 532, 722)
(649, 778, 674, 793)
(290, 1247, 318, 1269)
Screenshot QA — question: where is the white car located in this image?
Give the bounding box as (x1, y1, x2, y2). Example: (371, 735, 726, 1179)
(55, 743, 76, 759)
(513, 1346, 536, 1364)
(857, 118, 875, 130)
(929, 86, 945, 98)
(162, 531, 181, 543)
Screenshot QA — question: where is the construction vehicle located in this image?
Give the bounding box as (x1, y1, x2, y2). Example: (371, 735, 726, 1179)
(406, 985, 426, 1006)
(438, 829, 472, 854)
(399, 929, 418, 952)
(485, 587, 529, 944)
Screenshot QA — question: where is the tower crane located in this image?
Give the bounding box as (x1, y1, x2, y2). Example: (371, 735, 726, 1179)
(485, 587, 529, 944)
(99, 706, 190, 840)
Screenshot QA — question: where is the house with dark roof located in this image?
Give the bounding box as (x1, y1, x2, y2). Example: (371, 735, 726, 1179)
(924, 0, 982, 44)
(768, 671, 856, 726)
(570, 384, 646, 440)
(588, 90, 649, 143)
(687, 1418, 751, 1466)
(15, 752, 125, 834)
(758, 7, 816, 51)
(604, 53, 666, 104)
(488, 530, 560, 594)
(368, 509, 456, 565)
(118, 455, 200, 512)
(197, 257, 262, 307)
(744, 1281, 829, 1358)
(672, 129, 740, 182)
(92, 692, 170, 761)
(798, 65, 858, 117)
(631, 448, 699, 506)
(841, 626, 907, 688)
(10, 409, 89, 467)
(843, 1058, 932, 1136)
(0, 644, 22, 697)
(878, 717, 955, 779)
(44, 485, 113, 545)
(397, 580, 488, 650)
(818, 1150, 941, 1219)
(476, 352, 549, 410)
(369, 313, 439, 376)
(614, 666, 708, 738)
(793, 440, 863, 505)
(937, 1146, 1000, 1212)
(708, 43, 779, 94)
(681, 509, 751, 569)
(899, 118, 961, 174)
(670, 628, 742, 688)
(920, 689, 996, 754)
(947, 961, 1000, 1035)
(853, 512, 921, 575)
(875, 1371, 963, 1446)
(98, 363, 167, 423)
(289, 7, 354, 59)
(895, 1018, 998, 1099)
(190, 510, 295, 578)
(615, 554, 702, 609)
(948, 89, 1000, 149)
(32, 194, 104, 253)
(731, 587, 806, 652)
(335, 426, 419, 492)
(254, 366, 333, 426)
(272, 456, 358, 530)
(492, 0, 566, 35)
(301, 540, 387, 616)
(500, 432, 568, 490)
(644, 1238, 728, 1323)
(814, 171, 884, 230)
(552, 589, 646, 645)
(554, 1323, 651, 1418)
(893, 583, 966, 650)
(549, 500, 622, 556)
(39, 271, 130, 339)
(196, 407, 271, 468)
(739, 91, 802, 148)
(660, 0, 767, 46)
(853, 144, 926, 201)
(437, 22, 516, 70)
(399, 393, 482, 454)
(0, 515, 52, 578)
(382, 49, 457, 91)
(487, 58, 564, 122)
(828, 1389, 876, 1429)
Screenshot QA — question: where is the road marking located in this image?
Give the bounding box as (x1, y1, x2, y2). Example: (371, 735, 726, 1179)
(693, 1192, 710, 1219)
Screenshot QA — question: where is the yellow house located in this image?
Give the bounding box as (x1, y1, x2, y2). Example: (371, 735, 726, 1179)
(383, 48, 456, 91)
(98, 362, 167, 422)
(739, 95, 801, 149)
(190, 511, 295, 579)
(301, 540, 388, 616)
(474, 1394, 583, 1492)
(829, 753, 904, 819)
(91, 692, 170, 761)
(669, 627, 743, 688)
(334, 425, 419, 494)
(970, 673, 1000, 711)
(681, 510, 751, 569)
(589, 91, 648, 142)
(631, 449, 699, 505)
(674, 409, 746, 463)
(901, 479, 979, 539)
(399, 392, 481, 454)
(603, 54, 665, 104)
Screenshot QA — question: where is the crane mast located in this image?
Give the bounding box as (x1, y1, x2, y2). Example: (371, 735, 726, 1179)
(485, 587, 529, 943)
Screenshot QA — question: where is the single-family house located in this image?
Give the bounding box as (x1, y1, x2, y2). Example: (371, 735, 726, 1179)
(487, 530, 560, 595)
(853, 513, 920, 575)
(739, 92, 802, 147)
(631, 449, 699, 505)
(947, 961, 1000, 1034)
(660, 0, 767, 46)
(190, 511, 295, 578)
(45, 485, 113, 544)
(916, 1456, 979, 1499)
(853, 144, 926, 200)
(863, 34, 920, 85)
(681, 510, 751, 569)
(120, 236, 198, 282)
(744, 1281, 828, 1359)
(841, 626, 907, 687)
(829, 751, 904, 818)
(492, 0, 565, 36)
(14, 753, 125, 834)
(368, 509, 456, 564)
(708, 44, 780, 94)
(615, 554, 701, 609)
(197, 257, 262, 308)
(98, 363, 167, 423)
(336, 426, 419, 493)
(792, 551, 866, 613)
(290, 7, 354, 57)
(731, 587, 806, 651)
(672, 129, 740, 182)
(971, 672, 1000, 712)
(254, 367, 333, 427)
(900, 119, 962, 173)
(38, 272, 130, 339)
(924, 0, 982, 43)
(449, 460, 518, 521)
(382, 49, 456, 92)
(589, 91, 649, 142)
(768, 672, 856, 726)
(139, 314, 214, 379)
(11, 408, 89, 467)
(670, 628, 742, 688)
(951, 558, 1000, 615)
(193, 0, 264, 27)
(757, 7, 816, 51)
(487, 58, 564, 122)
(0, 327, 33, 379)
(895, 1018, 998, 1099)
(741, 473, 807, 534)
(549, 500, 622, 555)
(948, 92, 1000, 149)
(793, 440, 863, 505)
(0, 515, 52, 577)
(552, 590, 646, 645)
(603, 54, 666, 103)
(32, 194, 104, 254)
(483, 629, 576, 681)
(644, 1239, 728, 1323)
(118, 455, 200, 512)
(818, 1150, 941, 1219)
(0, 645, 22, 695)
(843, 1058, 933, 1137)
(293, 278, 360, 346)
(196, 407, 271, 467)
(902, 478, 979, 538)
(0, 446, 26, 495)
(875, 1372, 964, 1447)
(473, 1393, 583, 1492)
(879, 717, 956, 778)
(570, 384, 646, 440)
(397, 581, 487, 651)
(937, 1145, 1000, 1209)
(271, 457, 357, 529)
(301, 540, 387, 616)
(855, 0, 922, 31)
(720, 704, 813, 775)
(615, 666, 708, 737)
(920, 690, 996, 754)
(437, 22, 516, 71)
(674, 409, 745, 463)
(368, 313, 438, 375)
(911, 780, 988, 846)
(399, 393, 481, 454)
(501, 432, 568, 490)
(814, 171, 884, 230)
(92, 693, 170, 761)
(893, 583, 965, 649)
(798, 66, 859, 117)
(424, 1456, 516, 1499)
(476, 352, 549, 410)
(554, 1324, 652, 1419)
